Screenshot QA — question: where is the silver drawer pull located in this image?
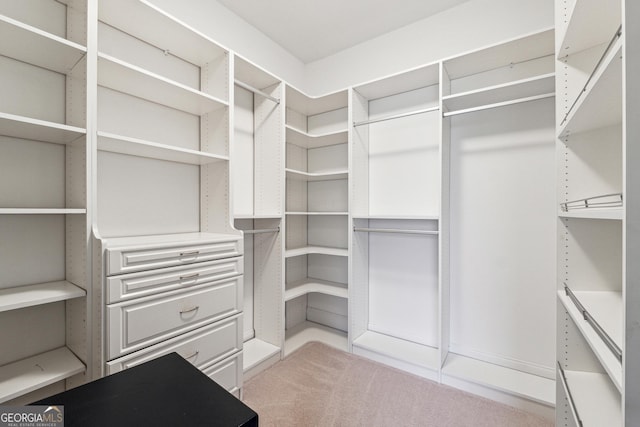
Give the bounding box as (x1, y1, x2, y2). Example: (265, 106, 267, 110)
(179, 273, 200, 281)
(179, 250, 200, 257)
(179, 306, 200, 315)
(184, 350, 199, 361)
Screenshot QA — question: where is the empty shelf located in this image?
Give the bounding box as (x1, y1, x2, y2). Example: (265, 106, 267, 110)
(0, 112, 86, 145)
(572, 290, 623, 353)
(243, 339, 280, 372)
(284, 321, 347, 357)
(352, 331, 439, 371)
(98, 132, 228, 165)
(558, 208, 623, 220)
(560, 369, 622, 426)
(285, 246, 348, 258)
(0, 347, 85, 403)
(0, 281, 86, 313)
(285, 211, 348, 216)
(285, 125, 348, 149)
(285, 168, 348, 182)
(558, 0, 621, 58)
(442, 353, 555, 406)
(98, 53, 228, 115)
(0, 208, 86, 215)
(285, 279, 348, 301)
(0, 15, 86, 74)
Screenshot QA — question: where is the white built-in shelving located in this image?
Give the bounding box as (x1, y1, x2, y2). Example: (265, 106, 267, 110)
(232, 55, 284, 380)
(555, 0, 631, 424)
(0, 0, 89, 404)
(284, 85, 350, 353)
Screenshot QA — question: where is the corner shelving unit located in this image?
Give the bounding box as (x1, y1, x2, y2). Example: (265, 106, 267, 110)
(0, 0, 89, 404)
(350, 63, 442, 381)
(554, 0, 631, 425)
(442, 28, 556, 416)
(231, 54, 284, 380)
(283, 86, 350, 356)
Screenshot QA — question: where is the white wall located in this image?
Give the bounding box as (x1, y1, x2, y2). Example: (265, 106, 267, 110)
(148, 0, 306, 89)
(304, 0, 554, 95)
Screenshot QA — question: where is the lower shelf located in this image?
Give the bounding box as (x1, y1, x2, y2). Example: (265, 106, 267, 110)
(284, 278, 348, 301)
(441, 353, 555, 407)
(284, 321, 348, 357)
(352, 330, 439, 372)
(0, 347, 85, 403)
(243, 338, 280, 373)
(560, 369, 621, 426)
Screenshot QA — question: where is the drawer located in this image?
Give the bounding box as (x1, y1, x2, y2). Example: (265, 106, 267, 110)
(106, 314, 242, 374)
(107, 276, 242, 359)
(106, 257, 243, 303)
(202, 352, 243, 394)
(106, 237, 243, 275)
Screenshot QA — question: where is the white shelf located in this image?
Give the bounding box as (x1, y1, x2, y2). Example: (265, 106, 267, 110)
(99, 0, 227, 67)
(234, 215, 282, 220)
(559, 208, 623, 220)
(0, 347, 85, 403)
(285, 246, 348, 258)
(102, 232, 241, 250)
(0, 112, 86, 145)
(284, 321, 347, 357)
(558, 0, 621, 58)
(285, 87, 347, 117)
(352, 215, 440, 221)
(97, 132, 228, 165)
(562, 370, 622, 426)
(442, 353, 555, 406)
(354, 65, 440, 101)
(285, 211, 348, 216)
(443, 73, 555, 113)
(285, 278, 348, 301)
(352, 331, 439, 371)
(558, 290, 622, 391)
(0, 14, 86, 74)
(243, 338, 280, 372)
(0, 208, 86, 215)
(97, 53, 228, 115)
(235, 56, 281, 92)
(0, 281, 86, 313)
(285, 125, 348, 149)
(573, 290, 623, 351)
(559, 40, 622, 138)
(285, 168, 348, 182)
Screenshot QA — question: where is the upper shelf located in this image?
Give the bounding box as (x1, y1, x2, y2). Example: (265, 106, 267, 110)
(286, 86, 347, 117)
(0, 14, 86, 74)
(559, 40, 622, 138)
(0, 281, 86, 313)
(285, 168, 348, 182)
(99, 0, 227, 67)
(0, 112, 86, 145)
(285, 125, 348, 149)
(557, 0, 621, 58)
(354, 64, 440, 101)
(98, 132, 229, 165)
(442, 73, 555, 114)
(234, 55, 281, 92)
(558, 208, 623, 221)
(285, 278, 348, 302)
(98, 53, 228, 115)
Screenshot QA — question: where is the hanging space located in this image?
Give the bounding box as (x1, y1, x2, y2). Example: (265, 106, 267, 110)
(232, 55, 284, 380)
(350, 64, 443, 381)
(283, 87, 350, 355)
(441, 29, 557, 416)
(0, 0, 89, 404)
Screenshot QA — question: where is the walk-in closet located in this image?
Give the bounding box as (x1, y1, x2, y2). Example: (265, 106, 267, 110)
(1, 0, 638, 425)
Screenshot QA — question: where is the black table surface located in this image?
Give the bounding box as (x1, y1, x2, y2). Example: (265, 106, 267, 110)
(33, 352, 258, 427)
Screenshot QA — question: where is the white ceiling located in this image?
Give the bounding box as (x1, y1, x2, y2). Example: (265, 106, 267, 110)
(217, 0, 471, 64)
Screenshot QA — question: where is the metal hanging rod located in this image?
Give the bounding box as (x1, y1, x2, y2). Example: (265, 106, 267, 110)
(353, 106, 440, 127)
(564, 284, 622, 361)
(234, 80, 280, 104)
(560, 193, 623, 212)
(242, 227, 280, 235)
(443, 92, 555, 117)
(353, 227, 439, 236)
(560, 25, 622, 127)
(557, 362, 583, 427)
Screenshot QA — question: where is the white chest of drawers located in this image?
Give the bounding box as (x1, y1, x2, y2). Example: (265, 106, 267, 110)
(97, 232, 244, 394)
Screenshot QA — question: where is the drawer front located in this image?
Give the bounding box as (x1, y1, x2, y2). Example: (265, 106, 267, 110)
(107, 276, 242, 359)
(106, 257, 243, 303)
(107, 238, 243, 275)
(201, 352, 243, 393)
(106, 314, 242, 374)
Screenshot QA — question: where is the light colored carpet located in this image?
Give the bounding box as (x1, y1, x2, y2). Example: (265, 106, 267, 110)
(242, 342, 553, 427)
